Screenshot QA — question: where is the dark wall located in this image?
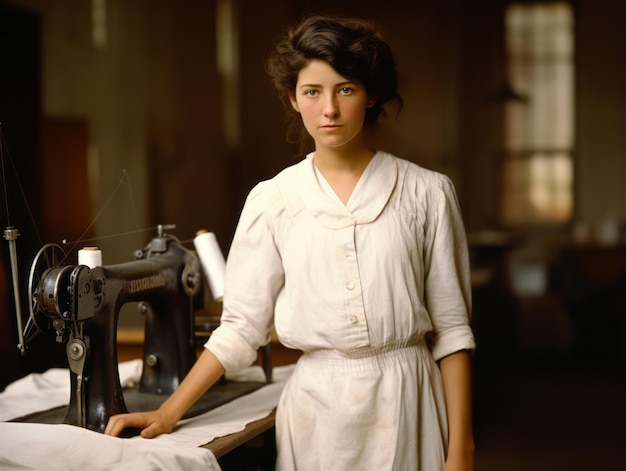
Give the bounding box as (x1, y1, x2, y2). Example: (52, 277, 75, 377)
(0, 3, 42, 253)
(0, 2, 54, 389)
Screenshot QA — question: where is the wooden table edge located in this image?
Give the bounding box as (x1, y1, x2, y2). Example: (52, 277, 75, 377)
(201, 407, 276, 458)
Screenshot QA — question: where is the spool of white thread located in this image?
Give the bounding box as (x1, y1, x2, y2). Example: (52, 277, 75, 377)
(78, 247, 102, 268)
(193, 230, 226, 301)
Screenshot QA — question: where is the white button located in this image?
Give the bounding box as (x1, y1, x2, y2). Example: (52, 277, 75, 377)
(350, 315, 358, 324)
(346, 282, 354, 290)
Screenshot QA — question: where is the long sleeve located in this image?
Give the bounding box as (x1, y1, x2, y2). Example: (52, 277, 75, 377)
(205, 181, 285, 372)
(423, 175, 475, 361)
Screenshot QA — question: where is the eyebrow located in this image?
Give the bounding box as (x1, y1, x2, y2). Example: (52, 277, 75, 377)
(297, 81, 355, 89)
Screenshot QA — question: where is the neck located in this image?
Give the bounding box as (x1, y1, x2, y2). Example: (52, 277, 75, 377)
(313, 142, 375, 175)
(312, 143, 376, 205)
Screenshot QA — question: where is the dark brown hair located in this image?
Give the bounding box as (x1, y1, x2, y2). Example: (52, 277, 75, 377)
(266, 15, 403, 145)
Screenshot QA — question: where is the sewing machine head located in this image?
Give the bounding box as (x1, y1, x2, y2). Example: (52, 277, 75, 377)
(26, 226, 203, 433)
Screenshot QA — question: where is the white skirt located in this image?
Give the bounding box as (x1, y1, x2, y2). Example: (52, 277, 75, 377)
(275, 341, 449, 471)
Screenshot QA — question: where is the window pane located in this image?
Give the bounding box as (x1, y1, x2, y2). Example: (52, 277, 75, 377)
(502, 152, 572, 224)
(502, 2, 574, 225)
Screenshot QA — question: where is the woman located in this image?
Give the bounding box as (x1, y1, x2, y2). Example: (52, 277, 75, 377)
(106, 15, 476, 471)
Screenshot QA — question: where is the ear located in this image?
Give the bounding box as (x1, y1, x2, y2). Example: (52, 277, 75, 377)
(366, 96, 377, 109)
(289, 94, 300, 112)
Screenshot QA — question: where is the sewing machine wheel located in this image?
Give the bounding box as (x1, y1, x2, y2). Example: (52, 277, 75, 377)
(27, 243, 67, 333)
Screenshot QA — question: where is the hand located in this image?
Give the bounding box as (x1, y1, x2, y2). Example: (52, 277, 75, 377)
(104, 410, 176, 438)
(105, 350, 225, 438)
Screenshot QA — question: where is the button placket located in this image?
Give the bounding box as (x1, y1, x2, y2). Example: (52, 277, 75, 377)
(339, 225, 369, 346)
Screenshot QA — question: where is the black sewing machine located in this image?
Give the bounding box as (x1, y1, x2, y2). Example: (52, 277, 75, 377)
(8, 225, 271, 434)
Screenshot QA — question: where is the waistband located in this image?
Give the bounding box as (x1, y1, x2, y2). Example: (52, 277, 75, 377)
(303, 337, 428, 361)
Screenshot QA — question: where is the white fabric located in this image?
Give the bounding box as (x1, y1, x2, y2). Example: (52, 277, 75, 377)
(0, 423, 217, 471)
(206, 152, 475, 470)
(0, 360, 143, 422)
(0, 362, 294, 471)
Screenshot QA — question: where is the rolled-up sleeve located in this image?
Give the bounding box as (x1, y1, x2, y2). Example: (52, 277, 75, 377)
(423, 176, 475, 361)
(205, 182, 285, 372)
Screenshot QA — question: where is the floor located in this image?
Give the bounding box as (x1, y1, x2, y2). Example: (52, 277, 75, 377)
(473, 359, 626, 471)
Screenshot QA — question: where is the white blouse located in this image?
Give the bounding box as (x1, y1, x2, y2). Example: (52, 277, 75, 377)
(205, 151, 475, 470)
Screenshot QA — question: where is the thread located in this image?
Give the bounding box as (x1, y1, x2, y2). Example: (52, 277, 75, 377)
(193, 230, 226, 301)
(78, 247, 102, 268)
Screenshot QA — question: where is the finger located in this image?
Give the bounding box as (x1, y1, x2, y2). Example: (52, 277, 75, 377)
(142, 415, 174, 439)
(140, 423, 160, 439)
(105, 413, 149, 437)
(105, 415, 135, 437)
(104, 415, 124, 436)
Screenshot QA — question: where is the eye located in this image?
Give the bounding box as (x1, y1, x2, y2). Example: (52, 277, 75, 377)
(304, 89, 319, 97)
(339, 87, 353, 95)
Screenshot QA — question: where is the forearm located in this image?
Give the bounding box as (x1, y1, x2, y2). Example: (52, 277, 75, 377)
(158, 348, 226, 423)
(439, 350, 475, 457)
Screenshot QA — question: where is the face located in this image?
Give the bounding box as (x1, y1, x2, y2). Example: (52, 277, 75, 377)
(289, 59, 375, 152)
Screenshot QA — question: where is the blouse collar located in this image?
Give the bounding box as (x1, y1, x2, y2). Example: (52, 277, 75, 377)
(298, 151, 398, 229)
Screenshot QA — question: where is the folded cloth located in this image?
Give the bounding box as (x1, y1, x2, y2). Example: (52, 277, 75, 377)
(0, 360, 143, 422)
(0, 362, 294, 471)
(0, 422, 219, 471)
(164, 365, 292, 447)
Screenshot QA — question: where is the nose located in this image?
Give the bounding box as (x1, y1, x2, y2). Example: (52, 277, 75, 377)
(322, 95, 339, 118)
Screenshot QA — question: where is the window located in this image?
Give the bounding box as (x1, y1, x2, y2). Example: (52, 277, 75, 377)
(502, 2, 574, 225)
